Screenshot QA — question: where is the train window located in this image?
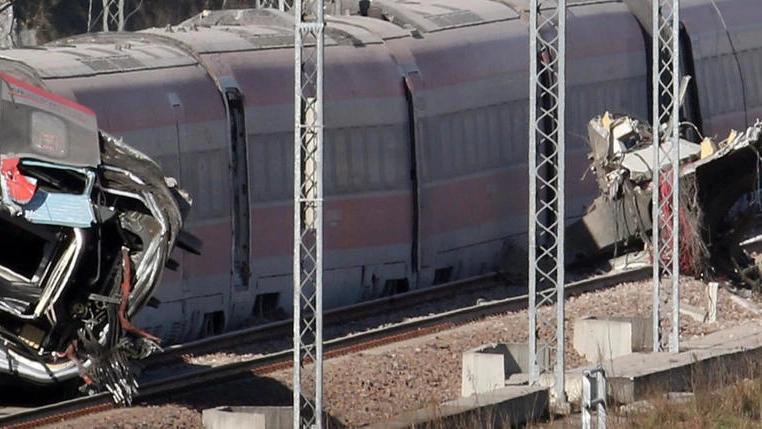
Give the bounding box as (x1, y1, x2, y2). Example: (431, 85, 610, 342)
(249, 132, 293, 203)
(498, 104, 511, 163)
(512, 102, 529, 165)
(699, 54, 742, 115)
(696, 58, 715, 116)
(417, 120, 430, 183)
(451, 114, 465, 174)
(724, 54, 745, 113)
(255, 135, 273, 201)
(476, 109, 489, 168)
(262, 134, 289, 201)
(337, 126, 392, 188)
(272, 135, 290, 200)
(475, 108, 490, 168)
(463, 109, 477, 171)
(349, 129, 365, 190)
(487, 105, 502, 163)
(257, 137, 273, 201)
(566, 86, 587, 145)
(506, 104, 520, 164)
(250, 136, 266, 201)
(325, 125, 410, 195)
(438, 118, 452, 179)
(31, 112, 68, 158)
(322, 130, 335, 194)
(330, 129, 349, 193)
(740, 48, 762, 108)
(382, 127, 400, 186)
(181, 149, 229, 220)
(366, 127, 382, 188)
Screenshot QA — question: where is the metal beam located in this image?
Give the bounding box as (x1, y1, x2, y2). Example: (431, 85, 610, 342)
(651, 0, 681, 353)
(100, 0, 125, 32)
(528, 0, 567, 406)
(255, 0, 290, 10)
(293, 0, 324, 427)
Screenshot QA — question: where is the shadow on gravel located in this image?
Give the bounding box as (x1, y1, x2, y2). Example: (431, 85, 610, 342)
(147, 374, 347, 428)
(0, 379, 81, 407)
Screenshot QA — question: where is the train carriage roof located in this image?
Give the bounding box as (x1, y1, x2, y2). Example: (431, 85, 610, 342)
(374, 0, 519, 33)
(0, 1, 639, 83)
(5, 36, 195, 79)
(145, 9, 394, 54)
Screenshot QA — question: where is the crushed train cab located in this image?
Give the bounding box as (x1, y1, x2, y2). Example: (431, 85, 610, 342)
(0, 74, 194, 404)
(568, 111, 762, 288)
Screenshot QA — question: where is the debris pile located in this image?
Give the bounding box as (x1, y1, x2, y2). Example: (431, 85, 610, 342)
(568, 112, 762, 289)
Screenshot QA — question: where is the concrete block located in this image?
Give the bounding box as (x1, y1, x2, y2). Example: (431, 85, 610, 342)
(462, 344, 505, 397)
(504, 343, 530, 374)
(367, 385, 548, 429)
(707, 281, 718, 322)
(202, 406, 292, 429)
(573, 316, 651, 364)
(680, 303, 706, 322)
(533, 372, 582, 412)
(462, 343, 549, 396)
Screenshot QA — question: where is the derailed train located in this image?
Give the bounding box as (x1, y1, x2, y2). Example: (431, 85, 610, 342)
(0, 75, 192, 401)
(0, 0, 760, 398)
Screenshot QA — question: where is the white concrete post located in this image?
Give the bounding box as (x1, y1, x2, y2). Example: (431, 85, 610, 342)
(707, 281, 718, 322)
(582, 367, 607, 429)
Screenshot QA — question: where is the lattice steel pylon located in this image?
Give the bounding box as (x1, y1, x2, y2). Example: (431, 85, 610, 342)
(100, 0, 125, 32)
(293, 0, 324, 427)
(528, 0, 566, 406)
(255, 0, 290, 10)
(651, 0, 681, 353)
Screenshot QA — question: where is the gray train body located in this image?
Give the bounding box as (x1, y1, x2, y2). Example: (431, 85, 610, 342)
(0, 0, 758, 344)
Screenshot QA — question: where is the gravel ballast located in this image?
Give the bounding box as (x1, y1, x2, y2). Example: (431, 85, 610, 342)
(39, 278, 762, 428)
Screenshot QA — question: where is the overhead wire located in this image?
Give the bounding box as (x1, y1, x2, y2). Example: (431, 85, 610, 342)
(708, 0, 749, 127)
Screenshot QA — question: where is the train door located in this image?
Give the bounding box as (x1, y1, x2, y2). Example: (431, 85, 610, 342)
(403, 72, 424, 288)
(224, 86, 252, 292)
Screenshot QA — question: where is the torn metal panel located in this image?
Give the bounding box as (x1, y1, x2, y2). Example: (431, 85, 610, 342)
(0, 74, 196, 405)
(569, 112, 762, 288)
(567, 190, 652, 264)
(585, 112, 701, 190)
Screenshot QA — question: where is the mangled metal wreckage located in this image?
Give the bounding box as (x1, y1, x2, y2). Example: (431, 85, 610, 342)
(0, 74, 193, 403)
(569, 111, 762, 287)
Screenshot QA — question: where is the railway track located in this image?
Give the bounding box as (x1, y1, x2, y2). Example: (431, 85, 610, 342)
(144, 271, 514, 366)
(0, 265, 650, 428)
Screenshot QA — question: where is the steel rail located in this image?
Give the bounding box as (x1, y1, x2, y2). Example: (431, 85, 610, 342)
(0, 266, 650, 428)
(144, 271, 506, 365)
